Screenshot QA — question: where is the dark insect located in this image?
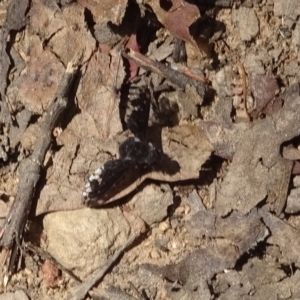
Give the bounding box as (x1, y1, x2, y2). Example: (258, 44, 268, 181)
(83, 85, 159, 206)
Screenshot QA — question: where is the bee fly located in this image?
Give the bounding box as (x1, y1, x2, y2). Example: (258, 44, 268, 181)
(83, 84, 159, 206)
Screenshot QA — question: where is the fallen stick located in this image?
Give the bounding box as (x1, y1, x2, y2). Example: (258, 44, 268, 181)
(0, 55, 81, 284)
(24, 242, 82, 284)
(122, 49, 208, 96)
(65, 234, 138, 300)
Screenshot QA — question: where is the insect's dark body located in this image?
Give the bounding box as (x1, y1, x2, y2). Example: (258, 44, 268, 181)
(83, 85, 159, 206)
(83, 138, 159, 205)
(119, 137, 159, 165)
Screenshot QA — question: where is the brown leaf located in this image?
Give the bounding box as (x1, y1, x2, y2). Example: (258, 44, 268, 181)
(147, 0, 200, 48)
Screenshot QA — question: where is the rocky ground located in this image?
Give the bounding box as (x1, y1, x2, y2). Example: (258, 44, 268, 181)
(0, 0, 300, 299)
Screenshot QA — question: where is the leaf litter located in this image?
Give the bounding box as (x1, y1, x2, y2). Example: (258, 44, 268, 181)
(1, 0, 300, 299)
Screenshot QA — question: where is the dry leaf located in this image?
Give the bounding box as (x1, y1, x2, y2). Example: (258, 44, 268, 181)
(148, 0, 200, 46)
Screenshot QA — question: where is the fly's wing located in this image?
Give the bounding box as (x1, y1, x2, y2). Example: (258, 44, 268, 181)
(125, 86, 151, 140)
(83, 159, 133, 206)
(119, 136, 159, 165)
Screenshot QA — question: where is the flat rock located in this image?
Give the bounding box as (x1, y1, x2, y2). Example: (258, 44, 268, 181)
(43, 207, 131, 278)
(0, 291, 29, 300)
(129, 184, 173, 225)
(234, 7, 259, 41)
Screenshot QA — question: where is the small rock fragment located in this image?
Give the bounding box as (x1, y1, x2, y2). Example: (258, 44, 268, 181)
(273, 0, 300, 18)
(235, 7, 259, 41)
(40, 260, 61, 288)
(292, 21, 300, 47)
(129, 184, 173, 225)
(158, 221, 171, 232)
(284, 60, 299, 76)
(293, 176, 300, 187)
(0, 290, 29, 300)
(249, 72, 280, 113)
(150, 250, 161, 259)
(286, 188, 300, 214)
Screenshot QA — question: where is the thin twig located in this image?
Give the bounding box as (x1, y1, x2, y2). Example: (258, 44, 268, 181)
(24, 242, 82, 283)
(172, 64, 210, 84)
(65, 234, 138, 300)
(238, 62, 251, 121)
(122, 49, 208, 96)
(222, 40, 251, 121)
(0, 54, 81, 285)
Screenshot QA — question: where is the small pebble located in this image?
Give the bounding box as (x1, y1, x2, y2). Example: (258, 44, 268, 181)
(158, 221, 171, 232)
(24, 268, 32, 275)
(184, 205, 191, 215)
(150, 250, 161, 259)
(170, 218, 180, 229)
(27, 276, 33, 286)
(171, 241, 178, 249)
(293, 175, 300, 187)
(175, 206, 185, 215)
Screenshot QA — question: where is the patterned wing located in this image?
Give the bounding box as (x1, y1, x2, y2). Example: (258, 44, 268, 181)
(125, 86, 151, 140)
(83, 159, 133, 206)
(83, 84, 157, 206)
(119, 136, 159, 165)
